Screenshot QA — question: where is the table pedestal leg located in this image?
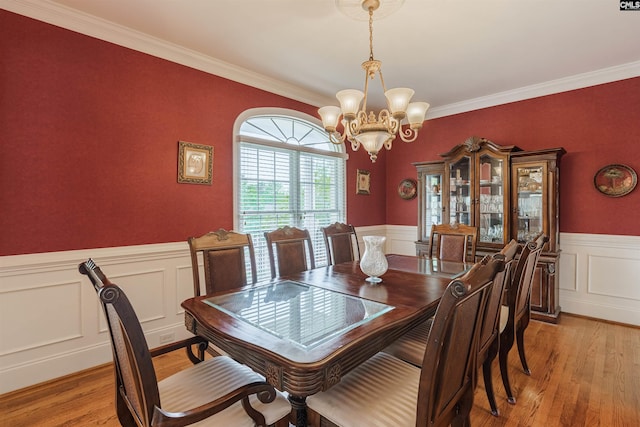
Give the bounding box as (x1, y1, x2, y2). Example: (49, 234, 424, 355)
(288, 395, 307, 427)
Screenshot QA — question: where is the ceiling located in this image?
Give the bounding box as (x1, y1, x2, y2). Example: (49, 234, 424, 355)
(5, 0, 640, 118)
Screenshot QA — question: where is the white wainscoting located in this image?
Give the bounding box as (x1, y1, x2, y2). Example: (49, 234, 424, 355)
(0, 243, 197, 394)
(557, 233, 640, 326)
(1, 228, 637, 394)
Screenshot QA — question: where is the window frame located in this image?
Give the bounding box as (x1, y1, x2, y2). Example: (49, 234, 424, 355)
(233, 108, 348, 281)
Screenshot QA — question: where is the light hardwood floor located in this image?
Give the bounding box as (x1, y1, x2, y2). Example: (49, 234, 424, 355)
(1, 314, 638, 426)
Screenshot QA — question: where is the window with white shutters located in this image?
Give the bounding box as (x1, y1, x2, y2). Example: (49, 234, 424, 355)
(235, 110, 347, 282)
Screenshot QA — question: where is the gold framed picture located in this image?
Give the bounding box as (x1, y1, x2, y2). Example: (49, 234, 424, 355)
(356, 169, 370, 195)
(178, 141, 213, 185)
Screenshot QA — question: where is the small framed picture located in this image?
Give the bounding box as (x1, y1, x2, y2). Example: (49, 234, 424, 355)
(178, 141, 213, 185)
(356, 169, 370, 195)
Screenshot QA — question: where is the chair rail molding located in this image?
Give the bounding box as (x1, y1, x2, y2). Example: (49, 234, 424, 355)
(1, 230, 637, 394)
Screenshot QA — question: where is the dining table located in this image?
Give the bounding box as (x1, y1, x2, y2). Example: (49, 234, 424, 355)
(181, 254, 472, 427)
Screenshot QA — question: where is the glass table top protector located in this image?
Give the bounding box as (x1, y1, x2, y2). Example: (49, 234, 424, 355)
(203, 281, 394, 350)
(386, 255, 472, 278)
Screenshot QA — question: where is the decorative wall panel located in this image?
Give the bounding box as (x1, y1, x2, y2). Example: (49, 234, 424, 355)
(0, 280, 82, 355)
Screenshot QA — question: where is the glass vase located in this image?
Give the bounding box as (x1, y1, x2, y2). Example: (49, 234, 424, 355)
(359, 236, 388, 284)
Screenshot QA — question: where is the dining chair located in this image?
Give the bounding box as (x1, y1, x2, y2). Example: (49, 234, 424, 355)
(477, 239, 520, 416)
(321, 222, 360, 265)
(264, 226, 315, 278)
(498, 233, 549, 404)
(382, 241, 517, 416)
(78, 259, 291, 427)
(306, 256, 504, 427)
(188, 229, 257, 297)
(428, 223, 478, 263)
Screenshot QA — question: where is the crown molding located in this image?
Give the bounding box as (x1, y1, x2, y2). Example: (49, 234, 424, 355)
(0, 0, 335, 108)
(3, 0, 639, 118)
(427, 61, 640, 119)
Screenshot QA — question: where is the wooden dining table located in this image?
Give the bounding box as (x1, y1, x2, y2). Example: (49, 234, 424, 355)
(181, 254, 471, 427)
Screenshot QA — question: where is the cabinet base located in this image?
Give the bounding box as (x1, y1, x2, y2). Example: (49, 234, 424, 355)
(531, 307, 561, 324)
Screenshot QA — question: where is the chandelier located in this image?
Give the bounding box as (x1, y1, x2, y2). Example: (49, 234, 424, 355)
(319, 0, 430, 162)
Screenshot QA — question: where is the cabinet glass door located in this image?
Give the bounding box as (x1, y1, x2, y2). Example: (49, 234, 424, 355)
(478, 154, 506, 244)
(515, 164, 545, 242)
(449, 156, 471, 225)
(425, 173, 443, 232)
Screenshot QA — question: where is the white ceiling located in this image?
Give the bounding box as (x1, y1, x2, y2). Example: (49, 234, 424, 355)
(5, 0, 640, 118)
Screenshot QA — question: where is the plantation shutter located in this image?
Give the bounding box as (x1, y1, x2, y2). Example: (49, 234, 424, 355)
(237, 114, 346, 282)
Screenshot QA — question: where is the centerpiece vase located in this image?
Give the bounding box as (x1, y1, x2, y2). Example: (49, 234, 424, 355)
(359, 236, 388, 284)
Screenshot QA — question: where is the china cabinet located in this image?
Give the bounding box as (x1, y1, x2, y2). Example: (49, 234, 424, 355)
(415, 137, 565, 323)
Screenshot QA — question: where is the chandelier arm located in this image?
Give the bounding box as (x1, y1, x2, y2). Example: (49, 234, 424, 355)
(398, 126, 420, 143)
(328, 131, 346, 145)
(350, 138, 361, 153)
(378, 109, 394, 130)
(352, 111, 368, 136)
(378, 68, 387, 94)
(362, 69, 370, 113)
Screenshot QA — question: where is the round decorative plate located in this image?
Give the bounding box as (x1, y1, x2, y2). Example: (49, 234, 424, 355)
(398, 178, 417, 200)
(594, 164, 637, 197)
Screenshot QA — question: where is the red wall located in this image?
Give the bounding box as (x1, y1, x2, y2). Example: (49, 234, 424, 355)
(0, 11, 384, 256)
(2, 11, 638, 257)
(386, 77, 640, 237)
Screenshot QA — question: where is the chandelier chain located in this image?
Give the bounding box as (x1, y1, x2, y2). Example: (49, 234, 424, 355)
(368, 7, 374, 61)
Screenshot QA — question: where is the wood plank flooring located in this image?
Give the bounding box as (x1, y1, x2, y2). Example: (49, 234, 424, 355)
(1, 314, 638, 427)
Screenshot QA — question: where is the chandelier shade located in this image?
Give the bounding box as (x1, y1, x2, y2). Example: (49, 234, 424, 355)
(319, 0, 430, 162)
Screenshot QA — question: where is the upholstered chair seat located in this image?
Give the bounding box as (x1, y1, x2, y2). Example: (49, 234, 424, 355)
(307, 352, 420, 426)
(158, 355, 291, 426)
(382, 318, 433, 366)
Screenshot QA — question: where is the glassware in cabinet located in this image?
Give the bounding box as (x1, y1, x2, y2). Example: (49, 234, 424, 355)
(425, 173, 443, 232)
(514, 163, 546, 243)
(448, 155, 471, 226)
(477, 153, 507, 244)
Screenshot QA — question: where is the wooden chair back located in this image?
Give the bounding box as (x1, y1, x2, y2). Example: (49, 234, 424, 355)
(428, 223, 478, 262)
(264, 226, 315, 278)
(79, 259, 161, 427)
(511, 233, 548, 321)
(416, 255, 504, 426)
(321, 222, 360, 265)
(478, 240, 520, 357)
(188, 229, 257, 296)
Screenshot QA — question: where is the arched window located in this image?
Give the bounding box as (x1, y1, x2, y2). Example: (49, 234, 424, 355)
(234, 108, 347, 282)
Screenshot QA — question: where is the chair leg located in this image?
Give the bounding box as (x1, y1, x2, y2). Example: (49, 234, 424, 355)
(499, 329, 516, 404)
(116, 391, 138, 427)
(483, 358, 500, 416)
(451, 387, 474, 427)
(516, 322, 531, 375)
